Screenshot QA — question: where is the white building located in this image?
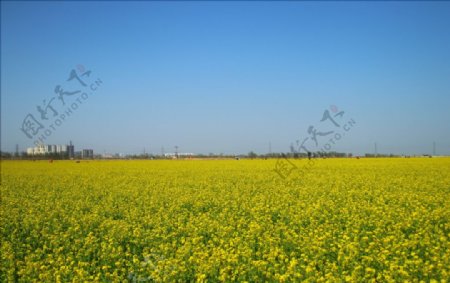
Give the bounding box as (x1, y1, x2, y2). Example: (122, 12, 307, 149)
(26, 143, 73, 156)
(57, 145, 67, 153)
(164, 152, 194, 158)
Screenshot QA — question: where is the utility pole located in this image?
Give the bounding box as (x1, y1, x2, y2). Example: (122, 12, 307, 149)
(175, 146, 179, 159)
(374, 142, 378, 157)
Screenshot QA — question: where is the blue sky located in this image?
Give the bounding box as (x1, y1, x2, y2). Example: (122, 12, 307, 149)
(2, 1, 450, 155)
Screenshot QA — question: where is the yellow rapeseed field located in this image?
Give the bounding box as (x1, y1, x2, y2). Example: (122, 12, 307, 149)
(1, 158, 449, 282)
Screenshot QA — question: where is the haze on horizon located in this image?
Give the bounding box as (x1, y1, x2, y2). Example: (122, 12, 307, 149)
(1, 1, 450, 156)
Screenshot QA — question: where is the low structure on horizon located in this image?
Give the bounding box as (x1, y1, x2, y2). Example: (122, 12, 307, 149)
(164, 152, 194, 158)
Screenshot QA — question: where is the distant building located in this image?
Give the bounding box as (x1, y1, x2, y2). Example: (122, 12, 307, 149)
(26, 141, 75, 158)
(57, 145, 67, 154)
(67, 141, 75, 159)
(36, 144, 45, 155)
(82, 149, 94, 159)
(164, 152, 194, 158)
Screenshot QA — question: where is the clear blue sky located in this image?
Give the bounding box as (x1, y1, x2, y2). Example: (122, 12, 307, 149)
(2, 1, 450, 155)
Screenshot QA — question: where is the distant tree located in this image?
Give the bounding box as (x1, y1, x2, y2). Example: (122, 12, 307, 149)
(248, 151, 258, 159)
(0, 151, 12, 159)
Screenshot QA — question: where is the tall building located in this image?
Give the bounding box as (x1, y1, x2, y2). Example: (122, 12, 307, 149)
(67, 141, 75, 159)
(56, 145, 67, 154)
